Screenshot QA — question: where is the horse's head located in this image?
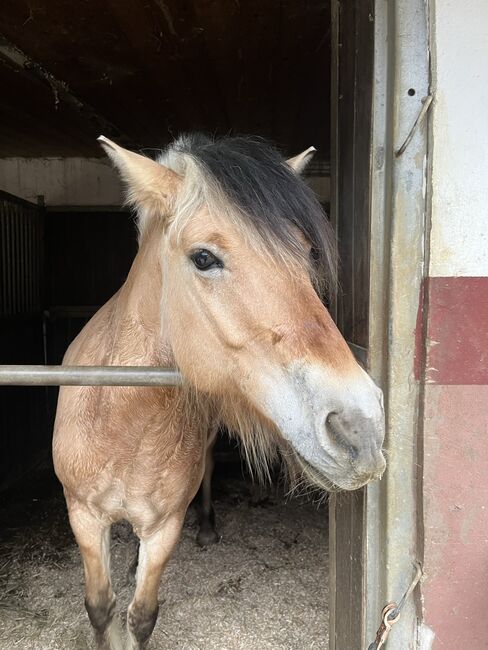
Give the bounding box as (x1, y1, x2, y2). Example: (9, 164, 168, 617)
(99, 134, 385, 491)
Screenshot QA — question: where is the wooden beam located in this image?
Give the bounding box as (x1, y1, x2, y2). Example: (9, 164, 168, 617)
(0, 37, 138, 150)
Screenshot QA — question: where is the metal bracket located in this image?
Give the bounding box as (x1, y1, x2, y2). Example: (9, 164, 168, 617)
(395, 95, 434, 157)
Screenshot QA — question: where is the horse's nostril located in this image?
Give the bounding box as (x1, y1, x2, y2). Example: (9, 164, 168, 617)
(324, 410, 385, 482)
(325, 411, 338, 426)
(325, 412, 358, 459)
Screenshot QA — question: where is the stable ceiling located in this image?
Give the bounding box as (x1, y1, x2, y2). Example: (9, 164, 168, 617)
(0, 0, 330, 158)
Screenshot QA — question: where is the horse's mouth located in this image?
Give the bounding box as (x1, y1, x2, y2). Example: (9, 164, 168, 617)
(293, 450, 378, 492)
(292, 452, 341, 493)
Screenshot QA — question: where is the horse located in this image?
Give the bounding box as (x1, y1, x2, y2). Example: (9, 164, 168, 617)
(52, 133, 386, 649)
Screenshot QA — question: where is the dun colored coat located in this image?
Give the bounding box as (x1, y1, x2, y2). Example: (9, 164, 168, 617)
(53, 134, 385, 649)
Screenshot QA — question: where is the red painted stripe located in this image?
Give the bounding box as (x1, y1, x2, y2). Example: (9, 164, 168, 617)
(423, 384, 488, 646)
(422, 277, 488, 385)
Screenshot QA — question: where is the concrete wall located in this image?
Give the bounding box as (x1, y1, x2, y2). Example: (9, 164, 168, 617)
(421, 1, 488, 647)
(0, 157, 330, 207)
(0, 157, 123, 206)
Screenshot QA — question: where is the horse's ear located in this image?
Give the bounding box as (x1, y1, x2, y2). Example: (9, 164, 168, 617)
(286, 146, 317, 174)
(98, 136, 181, 214)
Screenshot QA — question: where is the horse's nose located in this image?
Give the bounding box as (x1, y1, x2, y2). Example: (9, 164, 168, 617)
(324, 411, 386, 478)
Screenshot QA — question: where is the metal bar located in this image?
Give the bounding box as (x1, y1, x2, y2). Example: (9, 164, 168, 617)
(0, 366, 183, 387)
(363, 0, 393, 644)
(13, 204, 21, 314)
(36, 205, 43, 312)
(0, 203, 8, 315)
(26, 211, 33, 313)
(5, 205, 12, 316)
(20, 208, 27, 313)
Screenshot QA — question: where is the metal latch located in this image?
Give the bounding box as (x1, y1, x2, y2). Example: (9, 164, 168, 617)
(368, 562, 423, 649)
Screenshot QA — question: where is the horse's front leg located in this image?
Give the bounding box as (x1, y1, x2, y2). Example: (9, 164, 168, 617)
(67, 501, 123, 650)
(196, 433, 220, 547)
(127, 513, 184, 649)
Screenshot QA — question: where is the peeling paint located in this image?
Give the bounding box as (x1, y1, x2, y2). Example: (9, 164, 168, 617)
(417, 623, 436, 649)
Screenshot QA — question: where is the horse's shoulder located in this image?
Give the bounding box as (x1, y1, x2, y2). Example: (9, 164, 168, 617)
(63, 292, 121, 364)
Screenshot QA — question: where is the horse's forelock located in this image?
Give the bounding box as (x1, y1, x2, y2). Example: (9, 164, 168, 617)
(159, 133, 337, 296)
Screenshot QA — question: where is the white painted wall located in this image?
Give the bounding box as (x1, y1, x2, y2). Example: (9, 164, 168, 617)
(430, 0, 488, 277)
(0, 157, 123, 206)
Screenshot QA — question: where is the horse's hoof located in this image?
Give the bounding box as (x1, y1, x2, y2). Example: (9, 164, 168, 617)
(196, 527, 221, 547)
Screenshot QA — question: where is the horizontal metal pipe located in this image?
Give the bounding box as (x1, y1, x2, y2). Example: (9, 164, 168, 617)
(0, 365, 183, 387)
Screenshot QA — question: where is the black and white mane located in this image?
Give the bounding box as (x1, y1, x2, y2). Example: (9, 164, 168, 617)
(156, 134, 337, 293)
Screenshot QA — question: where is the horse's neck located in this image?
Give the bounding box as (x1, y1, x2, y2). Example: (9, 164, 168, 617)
(107, 229, 170, 366)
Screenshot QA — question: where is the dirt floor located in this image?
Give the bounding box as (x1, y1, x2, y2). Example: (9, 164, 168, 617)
(0, 464, 329, 650)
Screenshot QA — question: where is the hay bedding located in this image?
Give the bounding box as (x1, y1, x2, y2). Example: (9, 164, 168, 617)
(0, 469, 328, 649)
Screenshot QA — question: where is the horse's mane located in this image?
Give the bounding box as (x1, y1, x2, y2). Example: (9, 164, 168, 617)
(154, 133, 337, 295)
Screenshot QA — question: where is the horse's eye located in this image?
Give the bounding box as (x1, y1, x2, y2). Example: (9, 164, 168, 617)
(190, 249, 223, 271)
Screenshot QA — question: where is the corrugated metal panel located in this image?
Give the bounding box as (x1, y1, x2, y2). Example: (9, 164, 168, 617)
(0, 191, 47, 490)
(0, 191, 43, 317)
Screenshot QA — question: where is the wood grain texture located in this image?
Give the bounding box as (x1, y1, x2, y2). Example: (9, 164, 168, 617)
(0, 0, 331, 157)
(335, 0, 373, 348)
(329, 1, 373, 648)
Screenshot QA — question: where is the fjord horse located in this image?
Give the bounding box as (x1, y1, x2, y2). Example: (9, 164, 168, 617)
(53, 134, 385, 649)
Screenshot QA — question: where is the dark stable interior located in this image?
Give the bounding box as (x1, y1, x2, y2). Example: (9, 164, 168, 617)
(0, 0, 332, 489)
(0, 6, 335, 646)
(0, 0, 331, 157)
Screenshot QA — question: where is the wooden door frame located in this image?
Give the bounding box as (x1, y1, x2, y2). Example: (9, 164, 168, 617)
(329, 0, 431, 647)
